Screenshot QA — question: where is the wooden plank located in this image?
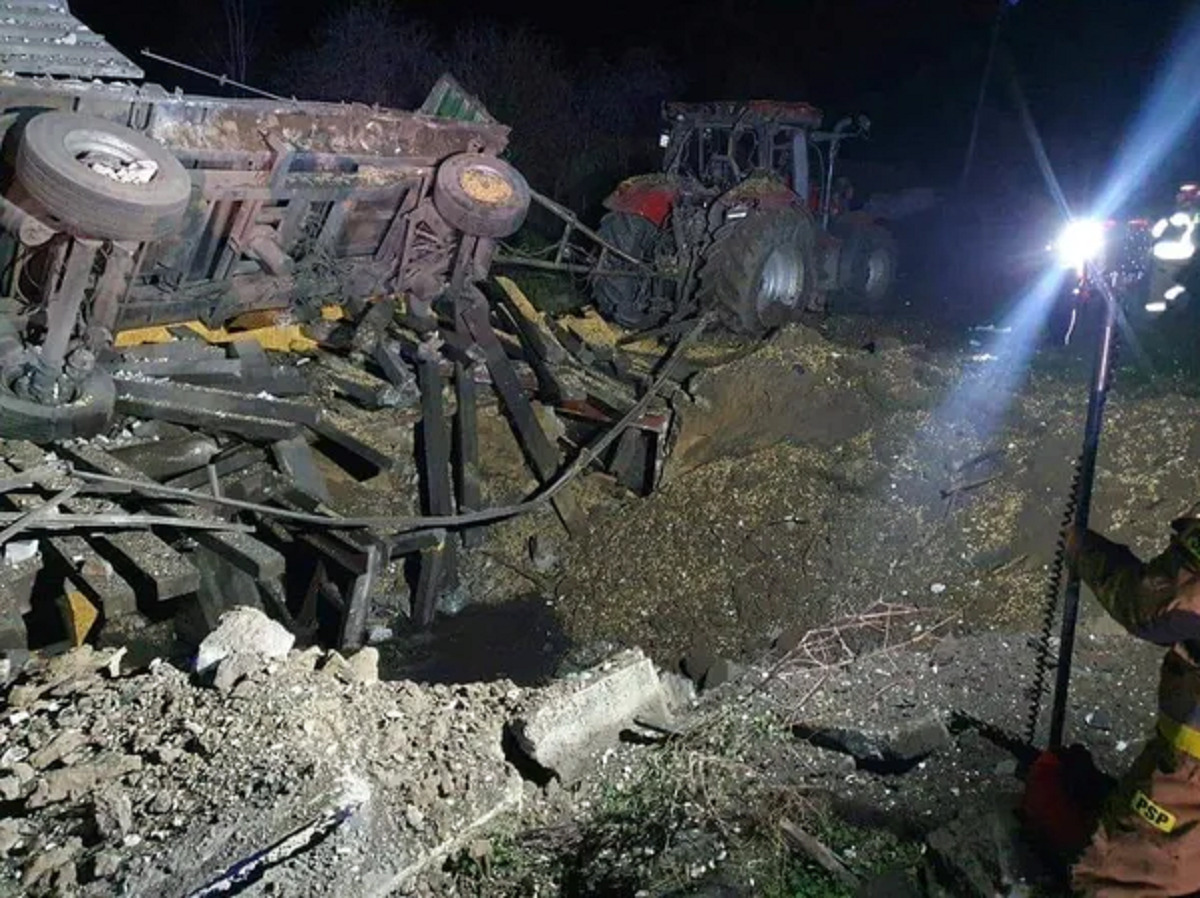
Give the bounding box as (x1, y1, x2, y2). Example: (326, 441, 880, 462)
(412, 543, 445, 628)
(270, 436, 330, 505)
(278, 199, 312, 252)
(165, 445, 265, 491)
(213, 200, 261, 281)
(453, 360, 483, 550)
(417, 354, 455, 520)
(114, 391, 303, 443)
(0, 458, 137, 619)
(4, 444, 199, 602)
(338, 543, 381, 651)
(310, 416, 394, 476)
(59, 445, 285, 582)
(461, 297, 584, 535)
(317, 198, 355, 251)
(190, 199, 235, 282)
(114, 379, 319, 427)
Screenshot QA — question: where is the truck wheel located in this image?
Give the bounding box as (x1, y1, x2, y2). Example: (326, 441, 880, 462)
(0, 366, 115, 442)
(590, 212, 671, 330)
(15, 112, 191, 242)
(433, 152, 531, 239)
(835, 224, 898, 313)
(696, 210, 814, 336)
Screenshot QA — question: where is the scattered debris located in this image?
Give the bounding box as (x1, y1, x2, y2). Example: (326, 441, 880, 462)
(794, 711, 953, 768)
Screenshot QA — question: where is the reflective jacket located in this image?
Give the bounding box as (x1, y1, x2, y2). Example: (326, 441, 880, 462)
(1077, 526, 1200, 755)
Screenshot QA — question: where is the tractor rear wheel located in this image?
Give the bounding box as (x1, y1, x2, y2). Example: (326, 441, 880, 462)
(695, 210, 814, 337)
(835, 223, 898, 313)
(590, 212, 670, 330)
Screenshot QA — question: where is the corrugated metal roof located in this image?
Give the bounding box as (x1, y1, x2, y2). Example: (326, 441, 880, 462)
(0, 1, 142, 81)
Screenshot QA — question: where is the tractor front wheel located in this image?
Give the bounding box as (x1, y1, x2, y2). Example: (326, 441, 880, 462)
(695, 210, 815, 337)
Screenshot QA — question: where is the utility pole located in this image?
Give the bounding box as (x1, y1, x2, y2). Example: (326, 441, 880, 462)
(960, 0, 1011, 191)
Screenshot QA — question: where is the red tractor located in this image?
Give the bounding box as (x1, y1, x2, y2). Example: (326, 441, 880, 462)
(591, 100, 898, 335)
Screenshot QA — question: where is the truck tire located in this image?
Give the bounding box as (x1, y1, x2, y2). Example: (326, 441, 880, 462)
(0, 367, 115, 442)
(835, 223, 898, 313)
(15, 112, 191, 242)
(696, 210, 814, 336)
(433, 152, 531, 239)
(590, 212, 670, 330)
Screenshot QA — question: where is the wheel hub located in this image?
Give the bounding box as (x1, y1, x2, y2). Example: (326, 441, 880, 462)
(64, 130, 160, 185)
(756, 247, 804, 315)
(458, 166, 514, 205)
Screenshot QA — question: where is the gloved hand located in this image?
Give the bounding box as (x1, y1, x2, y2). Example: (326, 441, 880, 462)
(1021, 746, 1111, 861)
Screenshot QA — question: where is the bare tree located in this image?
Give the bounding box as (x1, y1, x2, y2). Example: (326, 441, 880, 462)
(272, 1, 442, 108)
(445, 24, 578, 197)
(221, 0, 256, 84)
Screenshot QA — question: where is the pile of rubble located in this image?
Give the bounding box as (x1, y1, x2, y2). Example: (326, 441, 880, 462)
(0, 605, 698, 898)
(0, 617, 526, 897)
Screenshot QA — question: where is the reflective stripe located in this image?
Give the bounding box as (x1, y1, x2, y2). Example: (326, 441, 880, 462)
(1132, 790, 1178, 833)
(1153, 239, 1196, 261)
(1158, 714, 1200, 759)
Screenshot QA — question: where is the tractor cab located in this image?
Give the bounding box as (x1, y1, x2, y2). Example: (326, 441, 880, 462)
(660, 101, 822, 199)
(658, 101, 870, 227)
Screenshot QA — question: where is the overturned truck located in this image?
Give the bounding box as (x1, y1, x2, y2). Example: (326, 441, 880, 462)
(0, 10, 530, 441)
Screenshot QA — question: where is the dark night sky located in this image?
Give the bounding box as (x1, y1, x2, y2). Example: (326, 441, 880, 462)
(71, 0, 1200, 204)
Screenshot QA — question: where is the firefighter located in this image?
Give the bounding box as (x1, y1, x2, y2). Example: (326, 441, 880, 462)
(1065, 510, 1200, 897)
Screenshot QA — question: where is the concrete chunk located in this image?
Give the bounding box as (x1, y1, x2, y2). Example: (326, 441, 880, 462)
(508, 649, 670, 783)
(194, 606, 294, 675)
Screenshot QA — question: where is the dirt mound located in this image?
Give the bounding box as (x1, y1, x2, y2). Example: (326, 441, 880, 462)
(519, 322, 1200, 667)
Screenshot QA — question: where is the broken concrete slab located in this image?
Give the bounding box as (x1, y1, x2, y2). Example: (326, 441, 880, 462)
(794, 710, 952, 769)
(92, 786, 134, 840)
(21, 836, 81, 889)
(508, 649, 671, 783)
(193, 606, 294, 675)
